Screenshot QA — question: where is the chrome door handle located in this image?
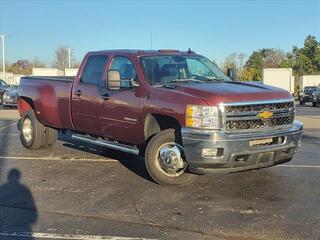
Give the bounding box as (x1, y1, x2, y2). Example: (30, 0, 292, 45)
(75, 90, 82, 96)
(100, 93, 110, 100)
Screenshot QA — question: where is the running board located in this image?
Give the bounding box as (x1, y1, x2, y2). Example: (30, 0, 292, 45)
(71, 134, 139, 155)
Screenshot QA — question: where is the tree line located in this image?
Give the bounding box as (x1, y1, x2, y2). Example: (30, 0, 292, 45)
(221, 35, 320, 81)
(3, 47, 80, 75)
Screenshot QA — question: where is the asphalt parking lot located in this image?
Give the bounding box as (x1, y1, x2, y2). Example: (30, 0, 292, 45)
(0, 105, 319, 240)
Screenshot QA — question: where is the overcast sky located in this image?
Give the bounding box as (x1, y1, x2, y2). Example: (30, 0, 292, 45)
(1, 0, 320, 65)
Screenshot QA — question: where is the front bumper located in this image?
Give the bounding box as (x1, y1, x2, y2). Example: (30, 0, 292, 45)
(2, 99, 17, 107)
(182, 121, 303, 174)
(301, 95, 313, 102)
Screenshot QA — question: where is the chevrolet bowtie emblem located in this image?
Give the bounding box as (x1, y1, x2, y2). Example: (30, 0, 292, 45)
(257, 111, 273, 119)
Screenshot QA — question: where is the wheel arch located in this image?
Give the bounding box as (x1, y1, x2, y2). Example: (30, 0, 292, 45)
(144, 113, 182, 141)
(18, 96, 35, 116)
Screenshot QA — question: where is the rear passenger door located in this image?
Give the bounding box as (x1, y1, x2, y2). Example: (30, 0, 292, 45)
(71, 55, 109, 135)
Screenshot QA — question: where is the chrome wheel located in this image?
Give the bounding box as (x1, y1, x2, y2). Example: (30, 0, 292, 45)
(22, 117, 33, 143)
(156, 142, 187, 177)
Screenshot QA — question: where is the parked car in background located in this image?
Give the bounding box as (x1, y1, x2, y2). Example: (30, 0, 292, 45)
(312, 86, 320, 107)
(2, 85, 18, 108)
(299, 86, 317, 105)
(0, 79, 8, 105)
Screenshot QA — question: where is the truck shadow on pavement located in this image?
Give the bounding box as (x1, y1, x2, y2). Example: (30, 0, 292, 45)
(59, 133, 154, 183)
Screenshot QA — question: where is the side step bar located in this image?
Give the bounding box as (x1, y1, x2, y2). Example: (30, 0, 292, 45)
(71, 134, 139, 155)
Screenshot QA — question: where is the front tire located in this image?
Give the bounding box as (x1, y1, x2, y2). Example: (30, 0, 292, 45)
(312, 102, 317, 107)
(20, 110, 45, 149)
(145, 129, 198, 186)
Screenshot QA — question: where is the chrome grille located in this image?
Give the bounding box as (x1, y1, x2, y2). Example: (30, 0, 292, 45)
(224, 101, 294, 114)
(224, 100, 295, 131)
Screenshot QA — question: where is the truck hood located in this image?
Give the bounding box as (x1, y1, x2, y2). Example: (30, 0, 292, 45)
(172, 81, 292, 105)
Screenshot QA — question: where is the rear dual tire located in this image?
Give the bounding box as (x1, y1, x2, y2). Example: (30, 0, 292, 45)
(20, 110, 57, 149)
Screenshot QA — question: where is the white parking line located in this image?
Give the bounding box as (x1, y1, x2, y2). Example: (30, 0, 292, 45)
(0, 231, 156, 240)
(278, 164, 320, 169)
(0, 122, 16, 131)
(0, 156, 118, 162)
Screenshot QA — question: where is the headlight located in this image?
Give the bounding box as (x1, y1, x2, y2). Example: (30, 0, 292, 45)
(186, 105, 220, 129)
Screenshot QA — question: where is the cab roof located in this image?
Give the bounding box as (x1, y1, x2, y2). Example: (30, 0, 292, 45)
(87, 49, 198, 57)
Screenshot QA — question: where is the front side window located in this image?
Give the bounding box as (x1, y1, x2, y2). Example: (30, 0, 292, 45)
(110, 56, 138, 88)
(81, 55, 108, 84)
(140, 55, 230, 85)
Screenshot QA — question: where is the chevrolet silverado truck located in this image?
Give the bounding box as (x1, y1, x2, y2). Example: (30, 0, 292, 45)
(18, 49, 303, 185)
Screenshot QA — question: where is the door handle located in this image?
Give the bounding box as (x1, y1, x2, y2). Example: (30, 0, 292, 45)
(75, 90, 82, 96)
(100, 93, 110, 100)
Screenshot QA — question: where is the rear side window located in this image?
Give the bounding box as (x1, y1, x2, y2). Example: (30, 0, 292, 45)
(81, 55, 108, 84)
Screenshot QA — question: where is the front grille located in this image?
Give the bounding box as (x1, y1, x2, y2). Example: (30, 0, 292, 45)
(226, 116, 294, 130)
(224, 100, 295, 131)
(224, 101, 294, 114)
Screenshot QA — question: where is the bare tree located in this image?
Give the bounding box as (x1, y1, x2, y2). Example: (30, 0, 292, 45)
(31, 58, 47, 68)
(221, 52, 247, 73)
(52, 46, 78, 70)
(52, 46, 69, 70)
(262, 49, 286, 68)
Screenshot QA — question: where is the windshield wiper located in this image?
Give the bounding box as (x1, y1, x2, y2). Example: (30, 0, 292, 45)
(189, 74, 227, 82)
(155, 79, 205, 86)
(204, 77, 228, 82)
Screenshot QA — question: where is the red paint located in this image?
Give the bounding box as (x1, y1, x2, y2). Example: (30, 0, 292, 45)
(18, 50, 292, 145)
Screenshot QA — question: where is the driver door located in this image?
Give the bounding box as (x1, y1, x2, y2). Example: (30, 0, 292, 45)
(98, 56, 145, 144)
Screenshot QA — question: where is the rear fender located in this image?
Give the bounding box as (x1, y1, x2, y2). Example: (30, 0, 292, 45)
(18, 97, 34, 117)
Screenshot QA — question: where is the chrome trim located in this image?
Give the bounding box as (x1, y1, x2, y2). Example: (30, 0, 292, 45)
(221, 98, 294, 106)
(226, 112, 294, 121)
(225, 107, 295, 117)
(71, 134, 139, 155)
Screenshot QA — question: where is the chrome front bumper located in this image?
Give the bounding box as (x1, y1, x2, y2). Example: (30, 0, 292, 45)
(181, 120, 303, 174)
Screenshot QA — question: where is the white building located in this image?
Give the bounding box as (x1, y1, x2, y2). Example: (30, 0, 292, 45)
(32, 68, 64, 76)
(64, 68, 78, 76)
(0, 72, 24, 85)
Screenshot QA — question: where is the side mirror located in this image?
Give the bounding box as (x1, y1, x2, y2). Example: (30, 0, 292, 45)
(107, 70, 121, 90)
(131, 79, 140, 87)
(227, 68, 237, 80)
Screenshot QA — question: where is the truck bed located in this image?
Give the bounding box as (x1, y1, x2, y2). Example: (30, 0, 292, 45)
(18, 76, 74, 129)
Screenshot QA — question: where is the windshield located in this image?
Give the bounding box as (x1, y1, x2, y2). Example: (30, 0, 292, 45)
(140, 55, 231, 85)
(304, 87, 316, 92)
(0, 80, 7, 87)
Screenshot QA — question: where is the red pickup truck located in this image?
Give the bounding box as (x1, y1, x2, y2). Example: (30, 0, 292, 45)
(18, 49, 303, 185)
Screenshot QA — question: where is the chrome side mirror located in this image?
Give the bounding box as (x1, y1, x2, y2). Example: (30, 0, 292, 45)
(107, 70, 121, 90)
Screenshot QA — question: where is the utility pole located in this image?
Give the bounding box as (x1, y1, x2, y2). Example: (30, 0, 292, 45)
(67, 48, 71, 69)
(0, 35, 8, 82)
